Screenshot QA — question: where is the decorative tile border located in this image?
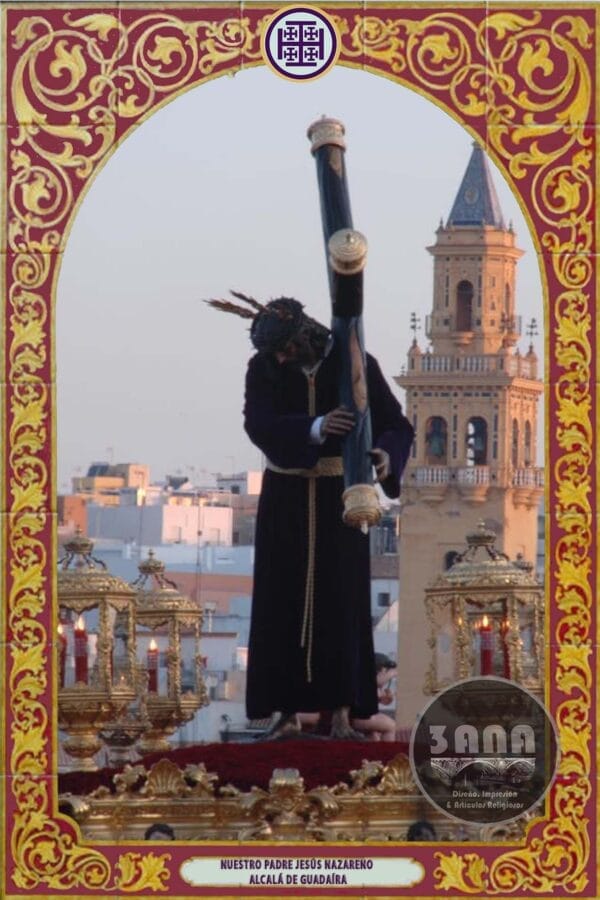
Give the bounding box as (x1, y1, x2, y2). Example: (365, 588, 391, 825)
(1, 4, 595, 896)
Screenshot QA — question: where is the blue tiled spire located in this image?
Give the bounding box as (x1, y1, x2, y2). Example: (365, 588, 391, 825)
(447, 143, 505, 228)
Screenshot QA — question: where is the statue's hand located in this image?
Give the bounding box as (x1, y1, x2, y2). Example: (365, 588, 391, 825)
(321, 406, 355, 436)
(370, 448, 391, 482)
(379, 687, 394, 706)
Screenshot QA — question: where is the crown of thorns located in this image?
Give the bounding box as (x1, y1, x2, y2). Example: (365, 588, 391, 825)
(205, 292, 311, 353)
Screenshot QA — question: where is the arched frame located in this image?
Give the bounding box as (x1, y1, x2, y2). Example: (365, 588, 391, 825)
(0, 3, 596, 897)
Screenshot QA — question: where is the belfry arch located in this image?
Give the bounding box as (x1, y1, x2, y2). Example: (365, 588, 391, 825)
(1, 5, 595, 898)
(456, 280, 474, 331)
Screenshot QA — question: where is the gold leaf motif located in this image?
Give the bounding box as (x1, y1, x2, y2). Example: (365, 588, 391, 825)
(486, 11, 543, 39)
(518, 38, 554, 83)
(118, 90, 148, 119)
(67, 12, 121, 41)
(420, 32, 458, 65)
(147, 35, 185, 66)
(547, 169, 582, 214)
(198, 17, 257, 75)
(465, 854, 487, 889)
(434, 851, 488, 893)
(19, 173, 52, 215)
(116, 852, 171, 892)
(4, 6, 593, 895)
(10, 643, 47, 688)
(11, 729, 47, 774)
(556, 14, 593, 47)
(556, 642, 592, 678)
(355, 16, 407, 73)
(12, 16, 52, 50)
(557, 724, 591, 773)
(49, 38, 87, 85)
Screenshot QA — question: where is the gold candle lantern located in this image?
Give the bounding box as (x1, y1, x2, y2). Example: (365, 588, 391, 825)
(132, 551, 208, 755)
(57, 530, 137, 771)
(424, 523, 544, 695)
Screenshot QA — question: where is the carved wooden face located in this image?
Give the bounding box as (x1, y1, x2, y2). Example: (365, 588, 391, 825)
(275, 332, 320, 369)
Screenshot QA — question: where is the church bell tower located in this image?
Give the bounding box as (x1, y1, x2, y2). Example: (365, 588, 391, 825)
(395, 143, 543, 725)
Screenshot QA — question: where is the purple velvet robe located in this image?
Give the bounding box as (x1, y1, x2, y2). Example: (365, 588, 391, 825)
(243, 345, 414, 719)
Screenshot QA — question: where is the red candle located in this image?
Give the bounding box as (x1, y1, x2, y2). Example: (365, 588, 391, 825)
(501, 619, 511, 679)
(147, 638, 159, 693)
(74, 615, 88, 684)
(57, 623, 67, 688)
(479, 615, 493, 676)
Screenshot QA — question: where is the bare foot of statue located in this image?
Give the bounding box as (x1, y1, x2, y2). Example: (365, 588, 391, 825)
(261, 712, 301, 740)
(329, 706, 367, 741)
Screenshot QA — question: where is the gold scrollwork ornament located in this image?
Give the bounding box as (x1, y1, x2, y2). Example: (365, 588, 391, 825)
(5, 6, 593, 895)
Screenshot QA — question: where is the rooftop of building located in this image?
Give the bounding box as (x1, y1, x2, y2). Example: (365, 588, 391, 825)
(446, 142, 505, 229)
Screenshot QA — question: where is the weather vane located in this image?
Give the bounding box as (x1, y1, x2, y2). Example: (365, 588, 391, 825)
(410, 312, 421, 343)
(526, 317, 538, 349)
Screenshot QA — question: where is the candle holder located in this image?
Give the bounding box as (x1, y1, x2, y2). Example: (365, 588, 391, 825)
(98, 651, 151, 768)
(57, 530, 138, 771)
(424, 523, 544, 695)
(478, 614, 494, 676)
(132, 551, 208, 755)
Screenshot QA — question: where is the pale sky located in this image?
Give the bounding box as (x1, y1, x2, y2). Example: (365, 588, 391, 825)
(57, 65, 544, 491)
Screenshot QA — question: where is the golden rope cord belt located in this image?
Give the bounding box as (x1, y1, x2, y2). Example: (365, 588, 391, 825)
(265, 379, 343, 683)
(265, 457, 343, 477)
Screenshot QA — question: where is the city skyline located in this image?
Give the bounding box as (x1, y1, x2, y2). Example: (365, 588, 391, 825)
(57, 66, 544, 491)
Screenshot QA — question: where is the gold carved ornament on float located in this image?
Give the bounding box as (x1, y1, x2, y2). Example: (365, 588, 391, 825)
(3, 6, 593, 895)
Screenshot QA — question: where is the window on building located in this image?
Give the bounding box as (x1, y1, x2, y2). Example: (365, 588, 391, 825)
(425, 416, 448, 465)
(456, 280, 473, 331)
(466, 417, 488, 465)
(524, 421, 532, 465)
(512, 419, 519, 467)
(377, 592, 391, 608)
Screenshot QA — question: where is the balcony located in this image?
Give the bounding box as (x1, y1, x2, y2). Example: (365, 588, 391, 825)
(513, 468, 544, 488)
(412, 466, 450, 503)
(456, 466, 490, 503)
(456, 466, 490, 486)
(512, 467, 544, 509)
(403, 351, 538, 380)
(415, 467, 450, 485)
(409, 465, 490, 504)
(408, 464, 544, 507)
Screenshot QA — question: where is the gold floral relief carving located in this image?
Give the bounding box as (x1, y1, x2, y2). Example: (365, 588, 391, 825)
(116, 852, 172, 893)
(4, 5, 594, 896)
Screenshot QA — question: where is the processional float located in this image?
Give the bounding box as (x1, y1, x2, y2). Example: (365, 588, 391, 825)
(307, 116, 381, 532)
